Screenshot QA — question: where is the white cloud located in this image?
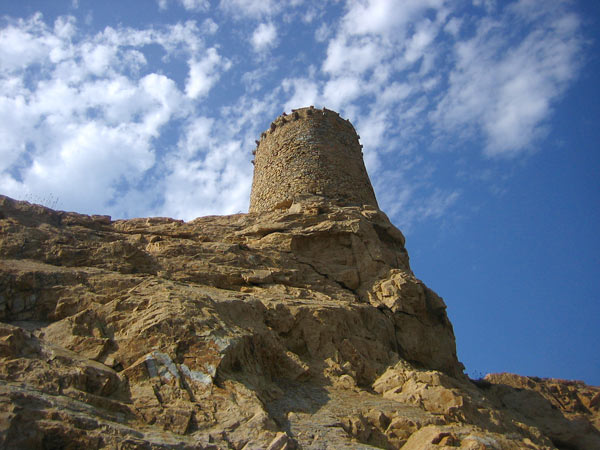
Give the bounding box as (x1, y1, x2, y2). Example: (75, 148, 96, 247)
(323, 77, 362, 110)
(202, 18, 219, 34)
(1, 69, 186, 216)
(9, 120, 157, 215)
(0, 14, 58, 72)
(431, 2, 582, 156)
(356, 110, 387, 155)
(180, 0, 210, 11)
(241, 67, 268, 92)
(53, 15, 77, 40)
(404, 19, 437, 64)
(96, 20, 205, 56)
(321, 0, 448, 102)
(322, 34, 384, 76)
(177, 116, 214, 157)
(341, 0, 445, 38)
(0, 13, 221, 216)
(399, 188, 460, 230)
(444, 17, 462, 37)
(377, 82, 413, 105)
(185, 48, 230, 99)
(315, 22, 331, 42)
(82, 43, 117, 75)
(282, 78, 319, 112)
(218, 94, 280, 143)
(219, 0, 282, 19)
(0, 85, 33, 173)
(159, 116, 253, 220)
(251, 22, 277, 53)
(157, 0, 209, 11)
(140, 73, 187, 134)
(472, 0, 496, 13)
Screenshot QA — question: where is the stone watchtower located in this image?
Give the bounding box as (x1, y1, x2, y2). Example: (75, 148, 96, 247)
(249, 106, 379, 213)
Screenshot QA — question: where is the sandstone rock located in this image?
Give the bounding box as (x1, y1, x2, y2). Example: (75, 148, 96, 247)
(482, 373, 600, 449)
(1, 194, 598, 449)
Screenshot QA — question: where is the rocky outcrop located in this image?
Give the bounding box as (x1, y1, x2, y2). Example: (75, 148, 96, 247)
(0, 194, 598, 449)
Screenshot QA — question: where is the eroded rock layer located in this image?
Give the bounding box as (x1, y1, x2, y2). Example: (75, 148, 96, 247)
(0, 194, 598, 449)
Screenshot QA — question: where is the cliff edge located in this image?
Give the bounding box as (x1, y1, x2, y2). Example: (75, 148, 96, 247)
(1, 194, 599, 449)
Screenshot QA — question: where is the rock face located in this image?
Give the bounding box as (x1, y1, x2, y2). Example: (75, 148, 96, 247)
(1, 194, 599, 449)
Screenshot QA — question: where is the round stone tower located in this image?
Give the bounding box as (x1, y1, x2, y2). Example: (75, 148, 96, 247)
(249, 106, 379, 213)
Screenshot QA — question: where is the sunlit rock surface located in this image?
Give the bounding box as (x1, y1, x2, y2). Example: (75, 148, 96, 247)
(1, 194, 598, 449)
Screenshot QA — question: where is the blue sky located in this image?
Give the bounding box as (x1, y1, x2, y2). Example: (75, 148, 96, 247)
(1, 0, 598, 385)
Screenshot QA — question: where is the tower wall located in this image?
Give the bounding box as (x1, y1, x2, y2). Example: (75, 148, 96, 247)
(249, 107, 379, 213)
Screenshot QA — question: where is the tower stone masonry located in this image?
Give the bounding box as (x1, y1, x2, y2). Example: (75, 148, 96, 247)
(249, 106, 379, 213)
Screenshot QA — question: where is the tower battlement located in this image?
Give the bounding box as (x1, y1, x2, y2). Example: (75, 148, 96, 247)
(249, 106, 379, 213)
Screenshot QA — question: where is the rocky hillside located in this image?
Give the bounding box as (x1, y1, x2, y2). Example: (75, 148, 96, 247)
(0, 194, 598, 449)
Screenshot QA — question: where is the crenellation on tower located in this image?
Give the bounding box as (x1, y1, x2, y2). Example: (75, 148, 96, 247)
(249, 106, 379, 213)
